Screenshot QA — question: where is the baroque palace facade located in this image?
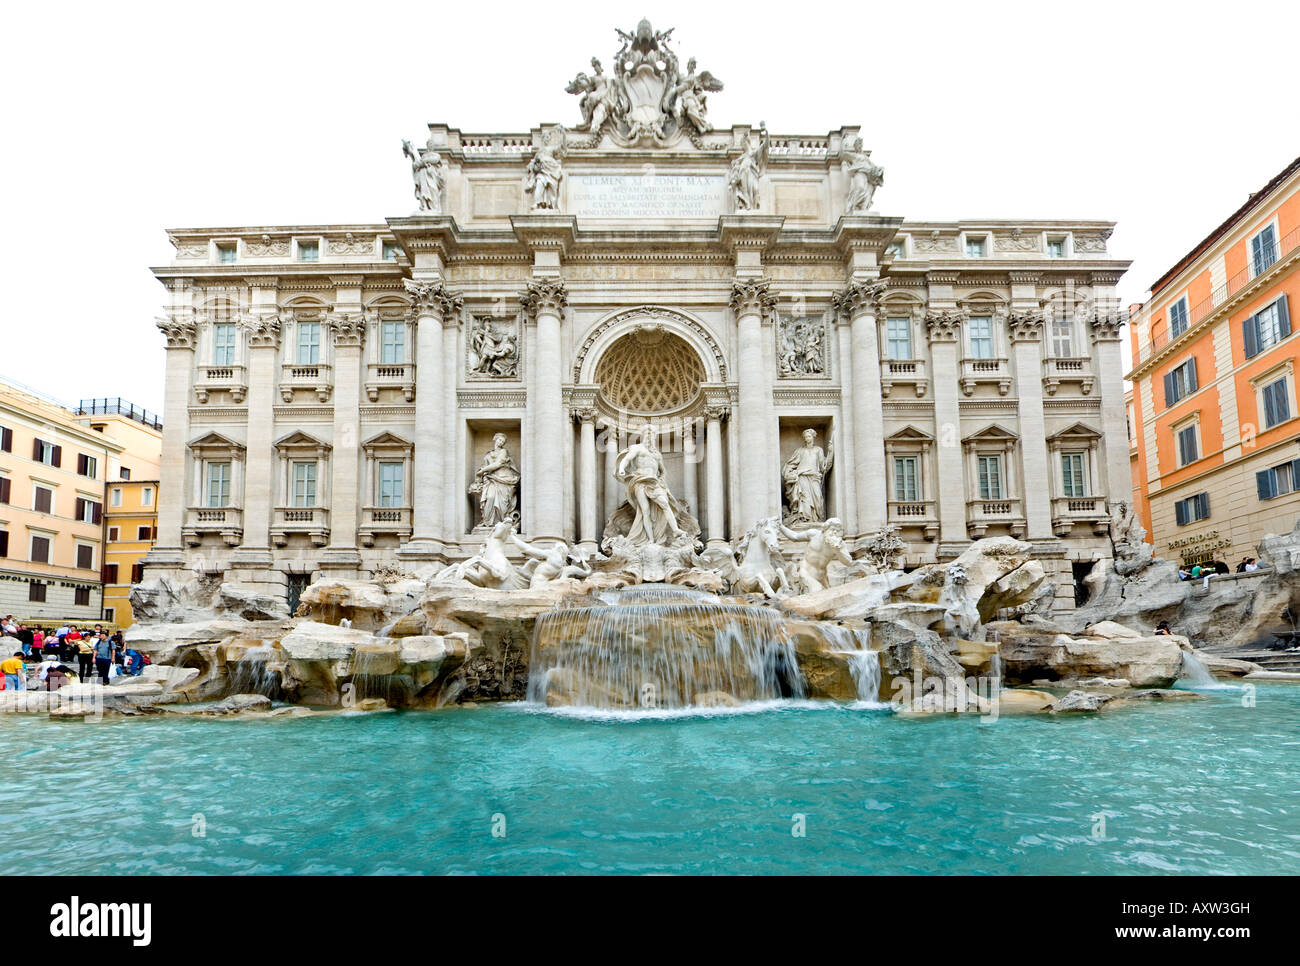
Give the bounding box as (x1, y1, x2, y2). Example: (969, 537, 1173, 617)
(144, 21, 1131, 612)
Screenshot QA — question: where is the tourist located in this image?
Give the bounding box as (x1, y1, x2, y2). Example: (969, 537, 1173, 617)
(124, 646, 145, 676)
(76, 635, 94, 682)
(93, 633, 115, 685)
(42, 634, 61, 658)
(1, 652, 25, 690)
(30, 627, 44, 656)
(1236, 557, 1250, 573)
(15, 624, 32, 655)
(1245, 558, 1260, 572)
(1154, 621, 1172, 636)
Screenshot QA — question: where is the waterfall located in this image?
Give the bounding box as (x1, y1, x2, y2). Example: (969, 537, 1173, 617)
(350, 645, 412, 706)
(820, 623, 883, 704)
(987, 630, 1003, 685)
(529, 585, 804, 709)
(1178, 650, 1230, 689)
(227, 645, 281, 698)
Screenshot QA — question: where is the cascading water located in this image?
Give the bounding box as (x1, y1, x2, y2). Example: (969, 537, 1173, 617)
(528, 585, 805, 709)
(1178, 650, 1231, 689)
(227, 645, 282, 698)
(819, 623, 883, 704)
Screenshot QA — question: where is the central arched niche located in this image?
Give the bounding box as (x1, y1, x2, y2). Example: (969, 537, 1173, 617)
(593, 325, 705, 415)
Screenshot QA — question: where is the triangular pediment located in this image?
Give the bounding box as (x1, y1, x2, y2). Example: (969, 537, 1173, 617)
(361, 431, 412, 449)
(1046, 421, 1102, 442)
(275, 430, 330, 450)
(187, 431, 245, 452)
(962, 423, 1019, 444)
(886, 425, 934, 442)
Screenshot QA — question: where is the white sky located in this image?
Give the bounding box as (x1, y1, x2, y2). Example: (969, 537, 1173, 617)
(3, 0, 1297, 415)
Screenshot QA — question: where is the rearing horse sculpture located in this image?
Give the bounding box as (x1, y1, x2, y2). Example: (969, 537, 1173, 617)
(732, 516, 791, 598)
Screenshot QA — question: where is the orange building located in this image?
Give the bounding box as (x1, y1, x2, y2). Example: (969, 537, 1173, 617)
(1128, 155, 1300, 567)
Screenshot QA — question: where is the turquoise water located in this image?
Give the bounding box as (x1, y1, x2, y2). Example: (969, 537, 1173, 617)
(3, 685, 1298, 875)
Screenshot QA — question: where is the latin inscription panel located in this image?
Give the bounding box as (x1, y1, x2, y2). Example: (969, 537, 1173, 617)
(568, 174, 727, 219)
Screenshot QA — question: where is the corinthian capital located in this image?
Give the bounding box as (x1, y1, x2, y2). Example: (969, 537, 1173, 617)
(923, 308, 967, 344)
(1089, 307, 1126, 343)
(833, 280, 888, 319)
(237, 312, 282, 348)
(729, 277, 777, 320)
(328, 312, 367, 348)
(519, 278, 569, 321)
(155, 309, 198, 349)
(1007, 309, 1045, 343)
(403, 278, 464, 320)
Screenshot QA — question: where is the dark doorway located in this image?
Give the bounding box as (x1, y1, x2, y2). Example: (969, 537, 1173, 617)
(1072, 561, 1095, 607)
(286, 573, 311, 615)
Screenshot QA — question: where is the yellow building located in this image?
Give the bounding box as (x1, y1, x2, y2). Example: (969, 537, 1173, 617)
(75, 400, 162, 629)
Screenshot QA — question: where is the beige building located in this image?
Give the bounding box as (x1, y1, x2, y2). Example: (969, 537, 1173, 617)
(143, 20, 1131, 614)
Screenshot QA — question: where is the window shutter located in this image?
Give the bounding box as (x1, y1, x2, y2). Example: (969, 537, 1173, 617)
(1163, 372, 1176, 407)
(1243, 316, 1259, 359)
(1279, 296, 1292, 339)
(1258, 468, 1277, 500)
(52, 445, 62, 467)
(33, 438, 43, 460)
(1187, 358, 1198, 393)
(1291, 459, 1300, 491)
(0, 427, 10, 452)
(0, 531, 7, 557)
(1175, 500, 1187, 526)
(1198, 492, 1210, 519)
(131, 564, 144, 584)
(92, 502, 102, 525)
(75, 497, 86, 520)
(0, 477, 8, 504)
(77, 453, 87, 475)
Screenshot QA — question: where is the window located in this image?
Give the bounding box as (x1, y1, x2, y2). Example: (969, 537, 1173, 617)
(382, 241, 399, 261)
(298, 240, 319, 262)
(1262, 376, 1291, 428)
(0, 530, 7, 557)
(213, 322, 237, 365)
(103, 607, 115, 624)
(0, 426, 10, 452)
(1168, 297, 1189, 339)
(137, 525, 153, 540)
(380, 321, 406, 364)
(142, 487, 153, 507)
(108, 526, 119, 541)
(292, 461, 317, 507)
(216, 243, 236, 264)
(0, 477, 9, 504)
(886, 317, 912, 360)
(893, 456, 920, 502)
(1176, 423, 1199, 466)
(76, 454, 97, 478)
(74, 586, 91, 607)
(1251, 224, 1278, 276)
(1046, 238, 1066, 258)
(1257, 458, 1300, 500)
(297, 322, 321, 364)
(33, 486, 52, 514)
(206, 461, 232, 507)
(968, 316, 994, 359)
(30, 535, 50, 564)
(1174, 492, 1210, 526)
(378, 461, 404, 507)
(103, 563, 119, 584)
(977, 454, 1003, 499)
(965, 235, 987, 258)
(75, 498, 101, 524)
(33, 439, 60, 466)
(131, 563, 145, 584)
(1050, 318, 1073, 357)
(1061, 452, 1087, 497)
(110, 487, 122, 507)
(120, 467, 131, 481)
(28, 581, 46, 603)
(1243, 296, 1291, 358)
(1163, 358, 1198, 407)
(76, 544, 94, 570)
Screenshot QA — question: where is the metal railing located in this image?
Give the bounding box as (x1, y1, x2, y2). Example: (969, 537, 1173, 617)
(1139, 224, 1300, 365)
(75, 398, 163, 430)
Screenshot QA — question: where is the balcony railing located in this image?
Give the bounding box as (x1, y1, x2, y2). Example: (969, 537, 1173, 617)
(75, 398, 163, 430)
(966, 498, 1025, 538)
(1138, 224, 1300, 365)
(960, 357, 1011, 396)
(1051, 495, 1109, 536)
(360, 506, 412, 546)
(194, 365, 248, 404)
(1042, 356, 1095, 396)
(880, 358, 929, 397)
(887, 500, 939, 540)
(365, 362, 416, 402)
(279, 363, 333, 403)
(183, 506, 243, 547)
(271, 506, 330, 547)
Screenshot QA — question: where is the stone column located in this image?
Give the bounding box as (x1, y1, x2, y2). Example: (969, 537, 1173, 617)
(1091, 310, 1130, 510)
(320, 313, 365, 573)
(147, 310, 198, 566)
(730, 278, 777, 532)
(231, 312, 282, 564)
(1008, 310, 1053, 540)
(682, 419, 698, 521)
(705, 404, 728, 548)
(575, 409, 599, 552)
(521, 279, 568, 541)
(399, 279, 462, 561)
(925, 310, 969, 548)
(834, 280, 888, 537)
(602, 419, 620, 535)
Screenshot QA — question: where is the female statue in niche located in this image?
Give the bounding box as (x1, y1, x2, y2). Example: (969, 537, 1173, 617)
(782, 428, 832, 525)
(469, 434, 520, 528)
